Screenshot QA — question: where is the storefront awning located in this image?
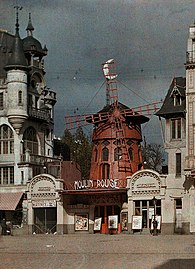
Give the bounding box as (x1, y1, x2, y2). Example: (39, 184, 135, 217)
(0, 192, 23, 211)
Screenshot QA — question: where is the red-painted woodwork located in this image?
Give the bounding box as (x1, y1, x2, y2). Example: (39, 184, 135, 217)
(87, 103, 148, 186)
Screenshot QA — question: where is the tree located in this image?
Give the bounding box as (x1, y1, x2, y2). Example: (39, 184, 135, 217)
(142, 143, 165, 173)
(61, 127, 92, 179)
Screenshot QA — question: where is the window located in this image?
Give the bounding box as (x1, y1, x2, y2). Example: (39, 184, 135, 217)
(18, 90, 23, 105)
(102, 147, 109, 161)
(176, 153, 181, 177)
(101, 163, 110, 179)
(0, 92, 3, 110)
(114, 147, 122, 161)
(23, 127, 38, 154)
(171, 118, 181, 139)
(128, 148, 133, 161)
(0, 167, 14, 185)
(21, 171, 24, 185)
(0, 125, 14, 154)
(173, 94, 181, 106)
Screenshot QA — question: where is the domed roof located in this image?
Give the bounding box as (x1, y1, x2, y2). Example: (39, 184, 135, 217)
(23, 36, 47, 56)
(22, 13, 47, 57)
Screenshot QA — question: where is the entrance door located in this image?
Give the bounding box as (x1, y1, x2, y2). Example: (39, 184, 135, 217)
(94, 205, 120, 234)
(33, 208, 57, 234)
(134, 200, 161, 230)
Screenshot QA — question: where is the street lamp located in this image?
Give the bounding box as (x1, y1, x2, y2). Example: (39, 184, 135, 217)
(152, 196, 158, 236)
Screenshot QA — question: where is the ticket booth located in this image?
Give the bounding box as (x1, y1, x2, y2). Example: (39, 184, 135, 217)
(27, 174, 64, 234)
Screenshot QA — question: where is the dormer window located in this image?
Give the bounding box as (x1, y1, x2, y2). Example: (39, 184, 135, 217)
(170, 84, 182, 106)
(173, 93, 182, 106)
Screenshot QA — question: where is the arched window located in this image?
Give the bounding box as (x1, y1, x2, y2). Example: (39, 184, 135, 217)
(114, 147, 122, 161)
(128, 148, 133, 161)
(18, 90, 23, 105)
(0, 125, 14, 154)
(23, 127, 38, 155)
(102, 147, 109, 161)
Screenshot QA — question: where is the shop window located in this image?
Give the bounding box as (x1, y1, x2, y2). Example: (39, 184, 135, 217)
(102, 147, 109, 161)
(171, 118, 181, 139)
(176, 153, 181, 177)
(0, 125, 14, 154)
(134, 200, 141, 215)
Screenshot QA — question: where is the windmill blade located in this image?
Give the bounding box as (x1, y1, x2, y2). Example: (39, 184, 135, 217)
(64, 101, 162, 130)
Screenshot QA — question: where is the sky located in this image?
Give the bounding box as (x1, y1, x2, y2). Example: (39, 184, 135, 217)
(1, 0, 195, 144)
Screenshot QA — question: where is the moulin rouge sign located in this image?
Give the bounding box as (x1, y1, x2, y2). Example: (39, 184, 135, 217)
(74, 179, 119, 190)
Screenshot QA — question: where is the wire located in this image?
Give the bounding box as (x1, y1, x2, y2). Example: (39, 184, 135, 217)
(117, 79, 149, 103)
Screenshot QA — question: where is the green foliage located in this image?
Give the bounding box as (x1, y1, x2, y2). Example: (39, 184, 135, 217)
(61, 127, 92, 179)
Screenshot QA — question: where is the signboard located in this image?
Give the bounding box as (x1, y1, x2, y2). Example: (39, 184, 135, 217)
(108, 215, 118, 229)
(32, 200, 56, 208)
(75, 214, 89, 231)
(94, 217, 102, 231)
(132, 215, 142, 230)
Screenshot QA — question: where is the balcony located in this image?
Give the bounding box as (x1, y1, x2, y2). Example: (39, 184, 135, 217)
(19, 154, 60, 165)
(28, 107, 51, 122)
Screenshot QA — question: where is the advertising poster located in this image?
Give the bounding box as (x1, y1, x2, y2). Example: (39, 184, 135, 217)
(94, 217, 102, 231)
(132, 215, 142, 230)
(108, 215, 118, 229)
(75, 214, 89, 231)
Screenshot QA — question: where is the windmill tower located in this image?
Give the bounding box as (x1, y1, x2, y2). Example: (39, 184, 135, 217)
(85, 59, 149, 187)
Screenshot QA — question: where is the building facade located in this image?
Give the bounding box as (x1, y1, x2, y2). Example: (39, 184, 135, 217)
(0, 13, 57, 227)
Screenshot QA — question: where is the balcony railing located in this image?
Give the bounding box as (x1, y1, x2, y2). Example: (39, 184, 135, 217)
(20, 154, 60, 165)
(28, 107, 51, 122)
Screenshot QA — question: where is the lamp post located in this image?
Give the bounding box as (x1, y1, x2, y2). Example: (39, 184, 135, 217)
(152, 196, 158, 236)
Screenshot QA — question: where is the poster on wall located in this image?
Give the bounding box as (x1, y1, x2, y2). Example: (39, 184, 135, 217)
(132, 215, 142, 230)
(108, 215, 118, 229)
(94, 217, 102, 231)
(75, 214, 89, 231)
(121, 212, 128, 231)
(151, 215, 161, 230)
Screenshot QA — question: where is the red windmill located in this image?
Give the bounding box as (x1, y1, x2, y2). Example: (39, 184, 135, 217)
(65, 59, 161, 189)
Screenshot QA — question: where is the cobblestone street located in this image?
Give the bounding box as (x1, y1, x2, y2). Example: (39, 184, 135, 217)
(0, 234, 195, 269)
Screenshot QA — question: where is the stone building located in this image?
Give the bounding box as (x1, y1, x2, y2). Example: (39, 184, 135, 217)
(0, 12, 57, 227)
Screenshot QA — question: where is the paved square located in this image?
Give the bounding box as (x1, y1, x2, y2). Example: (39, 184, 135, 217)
(0, 234, 195, 269)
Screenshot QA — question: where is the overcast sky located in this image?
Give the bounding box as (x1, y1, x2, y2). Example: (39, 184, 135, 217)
(1, 0, 195, 144)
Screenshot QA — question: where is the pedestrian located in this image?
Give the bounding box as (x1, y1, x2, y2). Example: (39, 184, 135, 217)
(1, 218, 6, 235)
